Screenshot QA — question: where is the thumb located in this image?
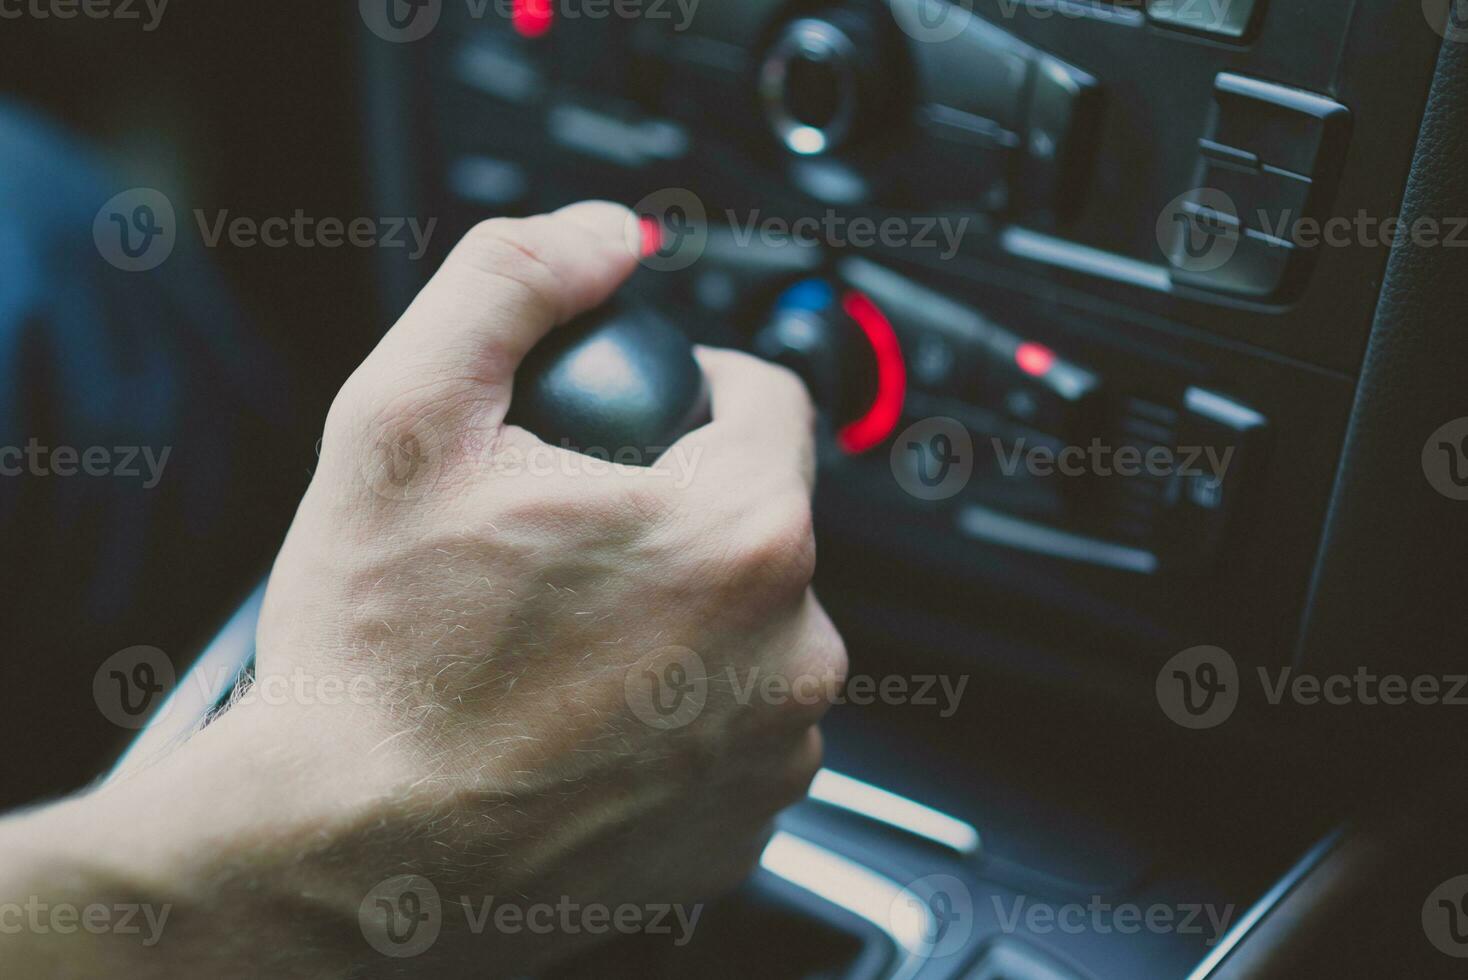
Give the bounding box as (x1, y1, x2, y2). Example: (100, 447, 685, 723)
(359, 201, 642, 412)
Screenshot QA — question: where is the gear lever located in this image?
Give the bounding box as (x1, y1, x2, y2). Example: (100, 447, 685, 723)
(508, 302, 710, 463)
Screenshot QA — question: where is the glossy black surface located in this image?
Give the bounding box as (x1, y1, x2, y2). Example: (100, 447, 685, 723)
(509, 304, 710, 463)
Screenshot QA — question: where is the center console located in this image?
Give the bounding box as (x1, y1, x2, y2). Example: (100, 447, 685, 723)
(348, 0, 1452, 975)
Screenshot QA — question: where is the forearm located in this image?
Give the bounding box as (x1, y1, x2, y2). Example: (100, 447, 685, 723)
(0, 701, 416, 979)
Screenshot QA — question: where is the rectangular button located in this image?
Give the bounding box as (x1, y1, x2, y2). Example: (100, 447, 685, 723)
(1198, 154, 1313, 236)
(1024, 54, 1102, 225)
(1211, 73, 1351, 177)
(910, 105, 1015, 212)
(1171, 221, 1298, 299)
(1146, 0, 1262, 39)
(902, 0, 1033, 131)
(1159, 388, 1268, 572)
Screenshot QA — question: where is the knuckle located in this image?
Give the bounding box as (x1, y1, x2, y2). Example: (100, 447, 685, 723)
(773, 729, 825, 807)
(733, 494, 817, 596)
(459, 219, 557, 309)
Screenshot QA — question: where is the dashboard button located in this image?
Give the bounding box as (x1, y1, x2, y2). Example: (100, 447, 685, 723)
(1210, 73, 1351, 177)
(911, 105, 1015, 212)
(1159, 388, 1268, 572)
(1024, 54, 1102, 225)
(899, 0, 1033, 132)
(1197, 154, 1312, 236)
(1173, 224, 1297, 299)
(1145, 0, 1262, 39)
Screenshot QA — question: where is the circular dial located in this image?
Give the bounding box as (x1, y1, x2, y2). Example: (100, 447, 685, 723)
(758, 6, 902, 159)
(754, 280, 907, 454)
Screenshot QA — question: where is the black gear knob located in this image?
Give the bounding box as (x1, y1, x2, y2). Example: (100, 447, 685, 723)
(508, 303, 710, 465)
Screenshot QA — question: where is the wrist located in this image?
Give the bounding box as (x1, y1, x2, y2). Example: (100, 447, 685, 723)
(2, 697, 424, 978)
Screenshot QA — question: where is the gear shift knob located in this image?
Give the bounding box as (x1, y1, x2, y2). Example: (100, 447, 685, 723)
(508, 303, 710, 465)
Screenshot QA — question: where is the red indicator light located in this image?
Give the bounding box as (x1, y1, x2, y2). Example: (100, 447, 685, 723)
(638, 215, 662, 258)
(512, 0, 554, 38)
(1015, 341, 1056, 379)
(837, 290, 907, 455)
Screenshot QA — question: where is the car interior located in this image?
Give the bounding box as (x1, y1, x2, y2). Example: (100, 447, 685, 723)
(6, 0, 1468, 976)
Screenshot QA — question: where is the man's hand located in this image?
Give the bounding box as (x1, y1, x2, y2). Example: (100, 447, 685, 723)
(0, 202, 846, 978)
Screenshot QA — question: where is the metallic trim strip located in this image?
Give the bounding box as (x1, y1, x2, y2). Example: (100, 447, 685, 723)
(810, 770, 982, 857)
(1184, 828, 1345, 979)
(761, 831, 934, 980)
